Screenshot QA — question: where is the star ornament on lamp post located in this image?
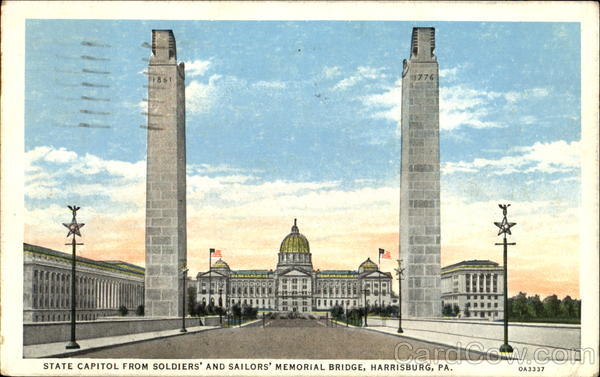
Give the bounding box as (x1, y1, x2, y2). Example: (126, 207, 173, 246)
(394, 259, 405, 334)
(494, 204, 516, 236)
(63, 205, 85, 238)
(494, 204, 516, 355)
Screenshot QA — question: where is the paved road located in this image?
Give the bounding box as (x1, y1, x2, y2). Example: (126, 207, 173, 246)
(75, 319, 491, 360)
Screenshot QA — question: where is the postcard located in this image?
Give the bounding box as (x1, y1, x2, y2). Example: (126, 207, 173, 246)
(1, 1, 598, 376)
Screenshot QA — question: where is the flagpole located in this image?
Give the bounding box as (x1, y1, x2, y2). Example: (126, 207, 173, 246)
(209, 248, 214, 307)
(378, 250, 381, 309)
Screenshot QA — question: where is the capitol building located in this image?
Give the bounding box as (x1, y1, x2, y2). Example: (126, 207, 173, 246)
(195, 220, 395, 313)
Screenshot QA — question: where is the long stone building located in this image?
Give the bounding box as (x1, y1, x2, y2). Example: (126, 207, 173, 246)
(23, 243, 144, 322)
(195, 220, 395, 313)
(441, 260, 505, 320)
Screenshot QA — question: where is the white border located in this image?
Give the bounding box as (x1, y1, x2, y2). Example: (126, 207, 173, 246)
(1, 1, 598, 376)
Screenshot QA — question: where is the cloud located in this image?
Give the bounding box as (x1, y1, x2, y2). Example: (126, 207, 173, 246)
(186, 74, 246, 115)
(439, 85, 551, 131)
(439, 67, 459, 81)
(185, 74, 222, 114)
(321, 66, 341, 79)
(25, 146, 146, 203)
(69, 153, 146, 179)
(504, 87, 551, 103)
(25, 146, 580, 297)
(333, 66, 386, 90)
(442, 140, 581, 175)
(361, 79, 402, 126)
(184, 59, 211, 77)
(253, 80, 286, 89)
(440, 86, 504, 131)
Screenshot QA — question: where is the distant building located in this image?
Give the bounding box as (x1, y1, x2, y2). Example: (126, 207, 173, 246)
(196, 220, 394, 313)
(441, 260, 504, 320)
(23, 243, 144, 322)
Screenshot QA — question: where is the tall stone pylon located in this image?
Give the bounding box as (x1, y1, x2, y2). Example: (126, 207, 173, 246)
(399, 27, 441, 318)
(145, 30, 187, 317)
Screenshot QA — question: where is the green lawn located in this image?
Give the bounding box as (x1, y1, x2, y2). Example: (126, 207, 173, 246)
(508, 317, 580, 324)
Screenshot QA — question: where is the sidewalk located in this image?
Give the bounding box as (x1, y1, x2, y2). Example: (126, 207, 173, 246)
(361, 325, 581, 361)
(24, 325, 219, 358)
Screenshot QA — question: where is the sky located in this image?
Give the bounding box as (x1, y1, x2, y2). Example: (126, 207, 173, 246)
(24, 20, 581, 298)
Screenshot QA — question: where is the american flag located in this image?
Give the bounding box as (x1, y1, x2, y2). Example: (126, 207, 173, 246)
(379, 248, 391, 259)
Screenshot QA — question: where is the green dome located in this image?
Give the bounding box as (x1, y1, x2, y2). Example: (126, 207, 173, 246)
(212, 259, 229, 269)
(359, 258, 378, 271)
(279, 219, 310, 253)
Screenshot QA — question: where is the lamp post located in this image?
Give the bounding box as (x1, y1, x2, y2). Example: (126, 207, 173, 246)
(208, 248, 214, 309)
(395, 259, 405, 333)
(378, 248, 384, 309)
(63, 205, 84, 350)
(361, 286, 368, 327)
(345, 307, 349, 327)
(218, 281, 223, 325)
(180, 267, 189, 333)
(494, 204, 516, 354)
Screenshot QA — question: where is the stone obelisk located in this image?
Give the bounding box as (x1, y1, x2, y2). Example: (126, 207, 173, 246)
(145, 30, 187, 317)
(399, 27, 441, 318)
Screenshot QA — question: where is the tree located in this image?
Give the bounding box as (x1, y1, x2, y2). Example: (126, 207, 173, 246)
(242, 305, 257, 319)
(442, 304, 453, 316)
(118, 305, 128, 316)
(135, 304, 144, 316)
(452, 304, 460, 317)
(543, 294, 560, 318)
(512, 292, 529, 319)
(573, 299, 581, 319)
(526, 294, 545, 318)
(231, 303, 242, 319)
(331, 305, 344, 320)
(560, 295, 575, 318)
(207, 301, 216, 315)
(194, 302, 206, 316)
(187, 286, 197, 316)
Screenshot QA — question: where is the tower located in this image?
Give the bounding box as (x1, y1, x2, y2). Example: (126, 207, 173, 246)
(144, 30, 187, 317)
(399, 27, 441, 318)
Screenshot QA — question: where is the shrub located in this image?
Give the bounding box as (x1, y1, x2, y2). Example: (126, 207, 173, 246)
(135, 305, 144, 316)
(118, 305, 128, 316)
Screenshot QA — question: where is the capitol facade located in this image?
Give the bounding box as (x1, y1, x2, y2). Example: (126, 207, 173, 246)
(195, 220, 395, 313)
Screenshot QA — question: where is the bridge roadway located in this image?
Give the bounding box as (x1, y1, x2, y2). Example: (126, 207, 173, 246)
(74, 318, 491, 359)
